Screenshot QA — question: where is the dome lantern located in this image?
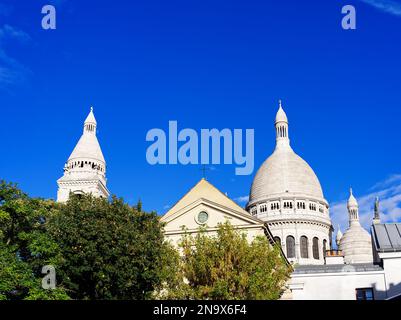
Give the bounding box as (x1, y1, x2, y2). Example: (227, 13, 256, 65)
(275, 100, 290, 148)
(347, 188, 359, 225)
(83, 106, 97, 135)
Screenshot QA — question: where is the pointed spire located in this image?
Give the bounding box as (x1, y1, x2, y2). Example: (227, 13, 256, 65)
(68, 106, 105, 163)
(85, 106, 97, 124)
(373, 197, 381, 224)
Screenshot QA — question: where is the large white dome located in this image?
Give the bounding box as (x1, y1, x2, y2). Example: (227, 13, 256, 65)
(249, 146, 324, 204)
(246, 102, 332, 266)
(249, 103, 325, 205)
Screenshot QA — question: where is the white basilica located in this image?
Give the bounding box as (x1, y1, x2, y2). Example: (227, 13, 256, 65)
(57, 103, 401, 300)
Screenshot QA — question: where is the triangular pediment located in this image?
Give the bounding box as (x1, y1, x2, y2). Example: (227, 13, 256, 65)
(161, 179, 265, 234)
(162, 179, 250, 219)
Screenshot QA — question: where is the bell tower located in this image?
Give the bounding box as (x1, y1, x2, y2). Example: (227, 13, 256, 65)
(57, 107, 109, 202)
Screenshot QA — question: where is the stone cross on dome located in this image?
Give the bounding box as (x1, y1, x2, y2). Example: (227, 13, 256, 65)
(200, 164, 209, 180)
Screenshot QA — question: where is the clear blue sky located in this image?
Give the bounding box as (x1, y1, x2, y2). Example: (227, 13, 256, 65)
(1, 0, 400, 231)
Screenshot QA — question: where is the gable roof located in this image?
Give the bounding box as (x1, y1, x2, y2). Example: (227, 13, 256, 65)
(162, 197, 265, 228)
(162, 178, 252, 221)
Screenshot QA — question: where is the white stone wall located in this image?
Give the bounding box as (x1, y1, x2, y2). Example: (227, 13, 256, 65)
(269, 222, 330, 265)
(380, 252, 401, 298)
(291, 271, 387, 300)
(57, 180, 109, 203)
(248, 195, 332, 265)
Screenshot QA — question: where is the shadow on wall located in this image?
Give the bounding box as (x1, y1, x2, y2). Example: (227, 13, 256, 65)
(373, 281, 401, 300)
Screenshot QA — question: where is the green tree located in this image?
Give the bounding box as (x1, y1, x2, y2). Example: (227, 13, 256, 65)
(0, 180, 69, 300)
(165, 222, 291, 300)
(47, 193, 175, 300)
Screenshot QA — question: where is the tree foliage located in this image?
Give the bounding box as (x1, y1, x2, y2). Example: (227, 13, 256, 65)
(0, 181, 175, 300)
(0, 180, 69, 300)
(164, 222, 291, 300)
(47, 194, 174, 300)
(0, 180, 291, 300)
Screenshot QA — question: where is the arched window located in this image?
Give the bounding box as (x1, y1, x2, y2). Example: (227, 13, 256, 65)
(274, 237, 281, 247)
(313, 237, 319, 259)
(300, 236, 308, 258)
(323, 239, 327, 257)
(286, 236, 295, 258)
